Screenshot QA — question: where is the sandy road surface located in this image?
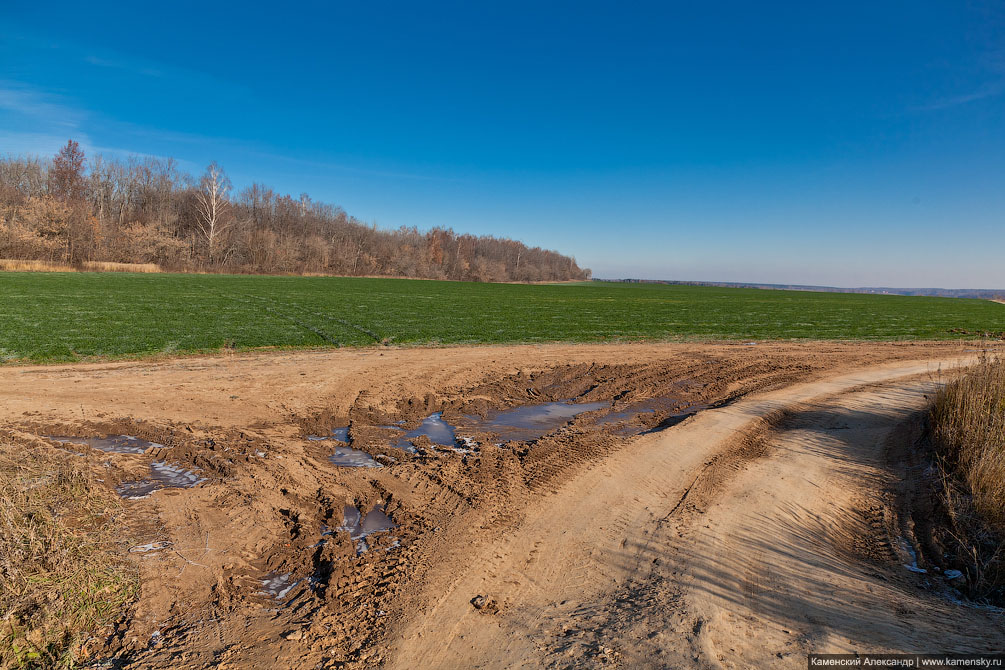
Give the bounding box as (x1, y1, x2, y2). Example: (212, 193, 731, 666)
(389, 359, 1003, 669)
(2, 341, 1002, 668)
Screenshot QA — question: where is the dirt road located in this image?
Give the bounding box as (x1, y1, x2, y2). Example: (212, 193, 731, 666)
(388, 360, 1002, 669)
(2, 341, 1001, 668)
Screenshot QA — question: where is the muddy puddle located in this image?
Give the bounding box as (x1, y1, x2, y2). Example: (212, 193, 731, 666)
(326, 503, 397, 554)
(329, 445, 382, 468)
(595, 406, 656, 426)
(592, 399, 712, 435)
(46, 434, 162, 454)
(390, 412, 457, 453)
(308, 427, 349, 442)
(372, 396, 706, 454)
(463, 400, 608, 442)
(116, 461, 205, 499)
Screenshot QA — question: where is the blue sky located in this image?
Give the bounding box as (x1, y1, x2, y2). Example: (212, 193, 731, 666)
(2, 1, 1003, 287)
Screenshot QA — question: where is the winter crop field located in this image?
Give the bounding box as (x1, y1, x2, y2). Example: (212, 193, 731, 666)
(1, 272, 1003, 362)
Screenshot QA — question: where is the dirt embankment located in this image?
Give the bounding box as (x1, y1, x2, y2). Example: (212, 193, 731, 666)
(1, 340, 1000, 668)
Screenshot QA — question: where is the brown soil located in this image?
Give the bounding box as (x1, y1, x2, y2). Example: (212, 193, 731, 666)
(2, 340, 1002, 669)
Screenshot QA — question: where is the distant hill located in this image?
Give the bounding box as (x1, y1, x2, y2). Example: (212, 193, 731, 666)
(597, 279, 1005, 300)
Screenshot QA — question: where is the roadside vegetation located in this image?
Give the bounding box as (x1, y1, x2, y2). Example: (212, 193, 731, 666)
(1, 273, 1003, 363)
(0, 438, 137, 669)
(931, 355, 1005, 602)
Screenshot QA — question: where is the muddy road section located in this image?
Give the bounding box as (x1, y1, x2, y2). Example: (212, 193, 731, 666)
(388, 362, 1005, 669)
(0, 341, 998, 668)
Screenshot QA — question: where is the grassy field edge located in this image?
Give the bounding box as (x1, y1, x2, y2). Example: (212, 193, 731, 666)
(2, 271, 1003, 364)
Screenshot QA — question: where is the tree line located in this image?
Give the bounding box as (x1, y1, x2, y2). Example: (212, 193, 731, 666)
(0, 141, 590, 282)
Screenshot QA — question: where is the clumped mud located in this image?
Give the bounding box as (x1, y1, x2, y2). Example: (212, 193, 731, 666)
(0, 340, 984, 669)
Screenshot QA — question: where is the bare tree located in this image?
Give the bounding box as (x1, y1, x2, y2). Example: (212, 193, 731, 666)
(49, 140, 86, 202)
(195, 162, 232, 263)
(0, 149, 591, 280)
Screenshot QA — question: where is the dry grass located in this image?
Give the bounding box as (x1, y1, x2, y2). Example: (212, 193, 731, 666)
(0, 439, 137, 669)
(0, 259, 76, 273)
(82, 261, 159, 273)
(0, 259, 160, 273)
(931, 355, 1005, 600)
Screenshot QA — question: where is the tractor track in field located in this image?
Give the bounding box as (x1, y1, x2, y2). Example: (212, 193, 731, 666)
(213, 289, 344, 346)
(234, 292, 384, 344)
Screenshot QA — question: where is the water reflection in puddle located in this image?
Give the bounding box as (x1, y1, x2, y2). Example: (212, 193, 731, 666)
(46, 434, 162, 454)
(391, 412, 456, 453)
(329, 503, 397, 554)
(595, 407, 656, 426)
(329, 445, 381, 468)
(307, 427, 349, 442)
(465, 401, 608, 442)
(593, 399, 711, 435)
(377, 396, 707, 452)
(260, 572, 299, 599)
(116, 461, 205, 499)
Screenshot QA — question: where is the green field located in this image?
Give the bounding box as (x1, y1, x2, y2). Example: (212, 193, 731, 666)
(1, 272, 1002, 362)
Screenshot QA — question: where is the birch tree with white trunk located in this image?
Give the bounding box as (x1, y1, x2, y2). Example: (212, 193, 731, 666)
(195, 162, 233, 263)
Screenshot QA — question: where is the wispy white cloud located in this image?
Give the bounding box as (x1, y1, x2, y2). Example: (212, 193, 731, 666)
(88, 144, 200, 172)
(0, 80, 202, 164)
(244, 149, 456, 182)
(0, 82, 91, 156)
(0, 78, 444, 183)
(0, 130, 91, 157)
(0, 81, 85, 128)
(915, 80, 1005, 111)
(84, 55, 163, 78)
(912, 48, 1005, 112)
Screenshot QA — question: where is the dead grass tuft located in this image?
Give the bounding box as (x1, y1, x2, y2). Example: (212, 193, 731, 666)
(0, 439, 137, 669)
(931, 354, 1005, 600)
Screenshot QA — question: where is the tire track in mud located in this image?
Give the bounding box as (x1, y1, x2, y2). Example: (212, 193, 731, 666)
(386, 359, 977, 669)
(9, 344, 985, 668)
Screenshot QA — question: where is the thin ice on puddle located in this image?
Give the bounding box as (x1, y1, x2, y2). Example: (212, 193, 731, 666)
(117, 461, 205, 499)
(260, 572, 299, 599)
(329, 445, 382, 468)
(328, 503, 397, 554)
(46, 434, 162, 454)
